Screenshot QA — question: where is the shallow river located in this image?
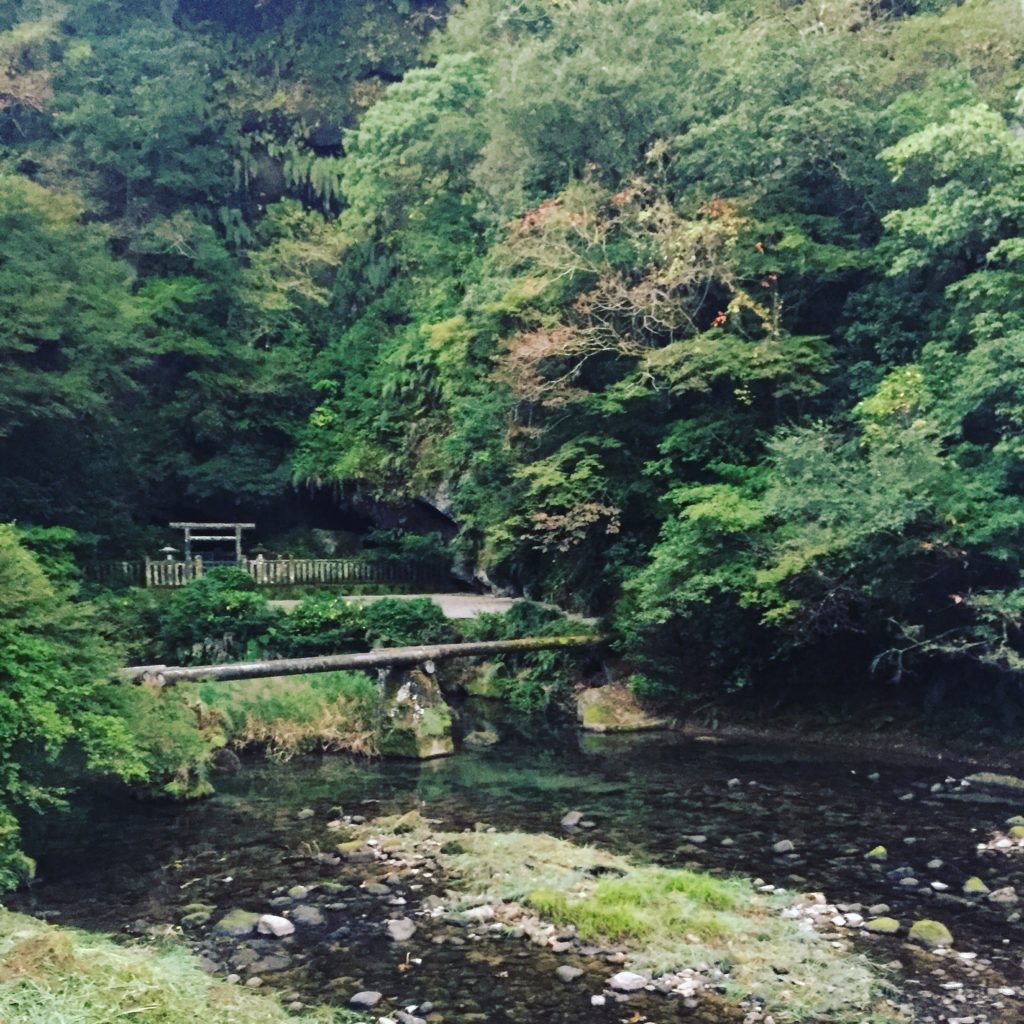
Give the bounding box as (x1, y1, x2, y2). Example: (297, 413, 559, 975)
(10, 733, 1024, 1023)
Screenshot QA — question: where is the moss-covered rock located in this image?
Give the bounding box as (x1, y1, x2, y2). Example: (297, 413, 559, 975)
(908, 919, 953, 949)
(963, 876, 990, 896)
(577, 685, 672, 733)
(864, 845, 888, 862)
(212, 909, 260, 937)
(377, 668, 455, 759)
(1008, 825, 1024, 840)
(964, 772, 1024, 794)
(463, 728, 500, 747)
(865, 917, 901, 935)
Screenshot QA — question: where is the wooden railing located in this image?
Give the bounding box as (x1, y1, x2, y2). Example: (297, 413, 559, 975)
(84, 556, 451, 590)
(82, 560, 147, 587)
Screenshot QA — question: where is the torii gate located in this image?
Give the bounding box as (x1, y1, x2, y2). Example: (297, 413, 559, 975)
(170, 522, 255, 564)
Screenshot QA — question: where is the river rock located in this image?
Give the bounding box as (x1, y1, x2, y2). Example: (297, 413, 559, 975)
(772, 839, 795, 854)
(464, 729, 500, 748)
(395, 1012, 426, 1024)
(988, 886, 1019, 905)
(287, 885, 308, 899)
(212, 909, 261, 937)
(866, 917, 901, 935)
(908, 919, 954, 949)
(291, 904, 326, 927)
(963, 876, 990, 896)
(576, 685, 671, 733)
(351, 992, 383, 1008)
(556, 965, 583, 982)
(561, 810, 584, 829)
(387, 917, 417, 941)
(250, 954, 292, 973)
(257, 914, 295, 937)
(963, 772, 1024, 795)
(610, 971, 648, 992)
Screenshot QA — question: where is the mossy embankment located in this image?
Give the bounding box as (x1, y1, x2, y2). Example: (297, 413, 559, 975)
(0, 908, 362, 1024)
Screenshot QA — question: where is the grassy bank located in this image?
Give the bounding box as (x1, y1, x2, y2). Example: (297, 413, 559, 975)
(369, 815, 897, 1023)
(198, 671, 380, 760)
(0, 909, 362, 1024)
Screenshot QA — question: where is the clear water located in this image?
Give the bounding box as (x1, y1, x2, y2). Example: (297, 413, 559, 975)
(9, 733, 1024, 1022)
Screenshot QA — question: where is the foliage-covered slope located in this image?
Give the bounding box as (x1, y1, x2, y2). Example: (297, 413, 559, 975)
(4, 0, 1024, 696)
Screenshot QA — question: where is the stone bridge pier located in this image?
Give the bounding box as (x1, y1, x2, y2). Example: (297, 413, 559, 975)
(377, 663, 455, 759)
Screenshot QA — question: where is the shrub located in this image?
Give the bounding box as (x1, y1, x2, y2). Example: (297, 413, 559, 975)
(363, 597, 459, 647)
(108, 686, 223, 799)
(267, 593, 369, 657)
(0, 525, 146, 889)
(157, 569, 277, 665)
(90, 588, 168, 665)
(364, 529, 450, 564)
(462, 602, 584, 715)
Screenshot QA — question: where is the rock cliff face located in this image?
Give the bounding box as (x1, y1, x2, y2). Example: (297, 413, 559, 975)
(576, 685, 672, 733)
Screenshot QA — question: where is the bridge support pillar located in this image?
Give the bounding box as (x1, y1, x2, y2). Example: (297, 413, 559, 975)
(377, 663, 455, 759)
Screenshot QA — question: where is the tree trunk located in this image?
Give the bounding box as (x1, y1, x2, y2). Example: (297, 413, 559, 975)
(120, 635, 603, 685)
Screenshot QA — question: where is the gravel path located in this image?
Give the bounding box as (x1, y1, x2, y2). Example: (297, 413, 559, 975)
(268, 592, 594, 622)
(268, 593, 517, 619)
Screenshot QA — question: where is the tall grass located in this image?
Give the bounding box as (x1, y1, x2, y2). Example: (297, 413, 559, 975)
(197, 671, 379, 759)
(0, 910, 362, 1024)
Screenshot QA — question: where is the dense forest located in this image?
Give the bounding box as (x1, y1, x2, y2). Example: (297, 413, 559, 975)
(4, 0, 1024, 708)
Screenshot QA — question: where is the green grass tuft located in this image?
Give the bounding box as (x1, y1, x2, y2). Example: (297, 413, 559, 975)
(436, 830, 897, 1023)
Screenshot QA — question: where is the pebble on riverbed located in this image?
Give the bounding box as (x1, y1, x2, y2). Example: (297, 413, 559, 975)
(609, 970, 648, 992)
(257, 914, 295, 937)
(387, 917, 417, 941)
(350, 991, 383, 1007)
